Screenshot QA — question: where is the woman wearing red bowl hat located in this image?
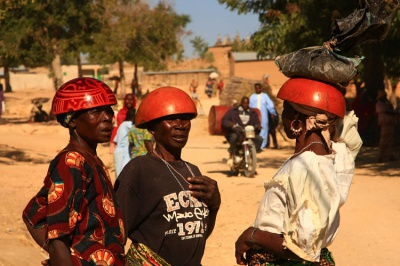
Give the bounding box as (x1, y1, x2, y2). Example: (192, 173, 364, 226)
(115, 86, 221, 266)
(22, 77, 126, 266)
(235, 77, 362, 266)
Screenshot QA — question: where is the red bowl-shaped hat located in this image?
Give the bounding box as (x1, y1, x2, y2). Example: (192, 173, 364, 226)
(52, 77, 117, 115)
(135, 86, 197, 128)
(277, 77, 346, 118)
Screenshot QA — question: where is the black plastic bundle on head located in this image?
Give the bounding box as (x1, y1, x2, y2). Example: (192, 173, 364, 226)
(275, 0, 399, 87)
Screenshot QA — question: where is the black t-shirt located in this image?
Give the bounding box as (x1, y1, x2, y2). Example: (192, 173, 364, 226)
(115, 154, 209, 266)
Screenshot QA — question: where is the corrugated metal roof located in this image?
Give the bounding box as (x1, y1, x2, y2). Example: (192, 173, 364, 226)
(232, 52, 274, 62)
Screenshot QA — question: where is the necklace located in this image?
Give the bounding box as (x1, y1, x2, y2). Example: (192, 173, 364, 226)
(292, 141, 324, 157)
(152, 149, 194, 192)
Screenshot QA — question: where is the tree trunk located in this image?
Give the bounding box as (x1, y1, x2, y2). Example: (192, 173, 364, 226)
(118, 59, 126, 96)
(363, 42, 385, 97)
(358, 42, 383, 146)
(4, 64, 12, 93)
(51, 43, 63, 90)
(77, 53, 83, 78)
(133, 62, 139, 95)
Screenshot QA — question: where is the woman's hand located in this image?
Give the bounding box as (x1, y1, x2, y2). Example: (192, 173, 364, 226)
(187, 176, 221, 212)
(235, 227, 255, 265)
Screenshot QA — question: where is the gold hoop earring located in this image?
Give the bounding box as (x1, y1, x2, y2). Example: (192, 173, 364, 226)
(290, 119, 303, 136)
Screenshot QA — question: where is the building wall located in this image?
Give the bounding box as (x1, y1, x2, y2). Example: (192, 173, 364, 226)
(207, 46, 232, 80)
(233, 60, 288, 96)
(6, 46, 289, 96)
(8, 65, 117, 91)
(141, 71, 211, 91)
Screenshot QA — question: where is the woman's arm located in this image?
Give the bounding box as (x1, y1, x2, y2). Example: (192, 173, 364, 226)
(24, 217, 73, 265)
(23, 217, 48, 252)
(48, 238, 73, 266)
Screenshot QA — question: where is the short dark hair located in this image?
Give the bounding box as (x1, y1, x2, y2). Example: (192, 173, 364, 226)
(241, 96, 249, 103)
(125, 108, 136, 122)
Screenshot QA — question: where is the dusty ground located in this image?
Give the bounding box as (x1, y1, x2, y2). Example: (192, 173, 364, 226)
(0, 89, 399, 266)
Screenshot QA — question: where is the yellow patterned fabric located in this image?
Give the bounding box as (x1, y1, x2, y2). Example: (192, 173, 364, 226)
(126, 243, 171, 266)
(246, 247, 335, 266)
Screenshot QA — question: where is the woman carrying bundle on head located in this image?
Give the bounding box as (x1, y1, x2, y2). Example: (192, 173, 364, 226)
(235, 77, 362, 266)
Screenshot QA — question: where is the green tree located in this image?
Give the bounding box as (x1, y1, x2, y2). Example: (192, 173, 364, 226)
(90, 0, 190, 95)
(219, 0, 400, 94)
(190, 36, 208, 58)
(190, 36, 214, 62)
(219, 0, 400, 145)
(0, 0, 49, 92)
(231, 35, 253, 52)
(16, 0, 107, 89)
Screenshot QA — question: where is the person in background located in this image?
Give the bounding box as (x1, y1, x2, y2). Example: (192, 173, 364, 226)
(0, 84, 4, 121)
(116, 93, 136, 126)
(235, 77, 362, 266)
(231, 99, 239, 107)
(130, 78, 138, 95)
(205, 77, 214, 99)
(128, 115, 153, 160)
(22, 77, 125, 265)
(29, 101, 49, 123)
(190, 85, 200, 103)
(189, 85, 206, 116)
(110, 93, 136, 154)
(375, 90, 398, 162)
(263, 73, 270, 86)
(266, 108, 279, 149)
(249, 83, 278, 150)
(189, 79, 198, 93)
(217, 79, 224, 98)
(115, 86, 221, 266)
(113, 108, 135, 178)
(222, 96, 263, 154)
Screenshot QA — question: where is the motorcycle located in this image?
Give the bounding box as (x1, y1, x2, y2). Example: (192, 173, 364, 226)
(227, 125, 257, 177)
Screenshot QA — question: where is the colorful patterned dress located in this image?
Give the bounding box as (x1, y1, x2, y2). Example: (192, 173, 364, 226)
(23, 144, 126, 265)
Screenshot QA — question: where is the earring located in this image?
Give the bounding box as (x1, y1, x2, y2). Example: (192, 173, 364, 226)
(290, 118, 303, 136)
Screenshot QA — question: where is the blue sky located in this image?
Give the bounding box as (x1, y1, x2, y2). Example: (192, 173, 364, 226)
(172, 0, 261, 58)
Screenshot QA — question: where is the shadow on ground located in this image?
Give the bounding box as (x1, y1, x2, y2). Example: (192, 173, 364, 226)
(0, 144, 51, 164)
(354, 146, 400, 177)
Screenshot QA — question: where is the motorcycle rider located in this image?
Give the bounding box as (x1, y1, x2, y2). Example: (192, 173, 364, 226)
(222, 96, 263, 155)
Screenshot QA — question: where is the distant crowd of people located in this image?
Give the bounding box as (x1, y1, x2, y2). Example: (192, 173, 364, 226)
(111, 93, 153, 178)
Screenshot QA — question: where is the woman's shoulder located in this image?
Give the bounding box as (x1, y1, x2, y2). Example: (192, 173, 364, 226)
(123, 154, 159, 172)
(120, 121, 132, 129)
(185, 161, 201, 175)
(283, 152, 334, 173)
(55, 146, 104, 168)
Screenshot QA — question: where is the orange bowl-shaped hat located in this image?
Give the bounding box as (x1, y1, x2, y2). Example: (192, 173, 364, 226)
(277, 77, 346, 118)
(135, 86, 197, 128)
(52, 77, 117, 115)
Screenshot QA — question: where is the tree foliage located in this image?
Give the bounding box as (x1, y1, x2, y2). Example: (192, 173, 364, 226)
(190, 36, 214, 61)
(88, 0, 190, 94)
(0, 0, 108, 90)
(218, 0, 400, 88)
(1, 0, 190, 93)
(219, 0, 400, 146)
